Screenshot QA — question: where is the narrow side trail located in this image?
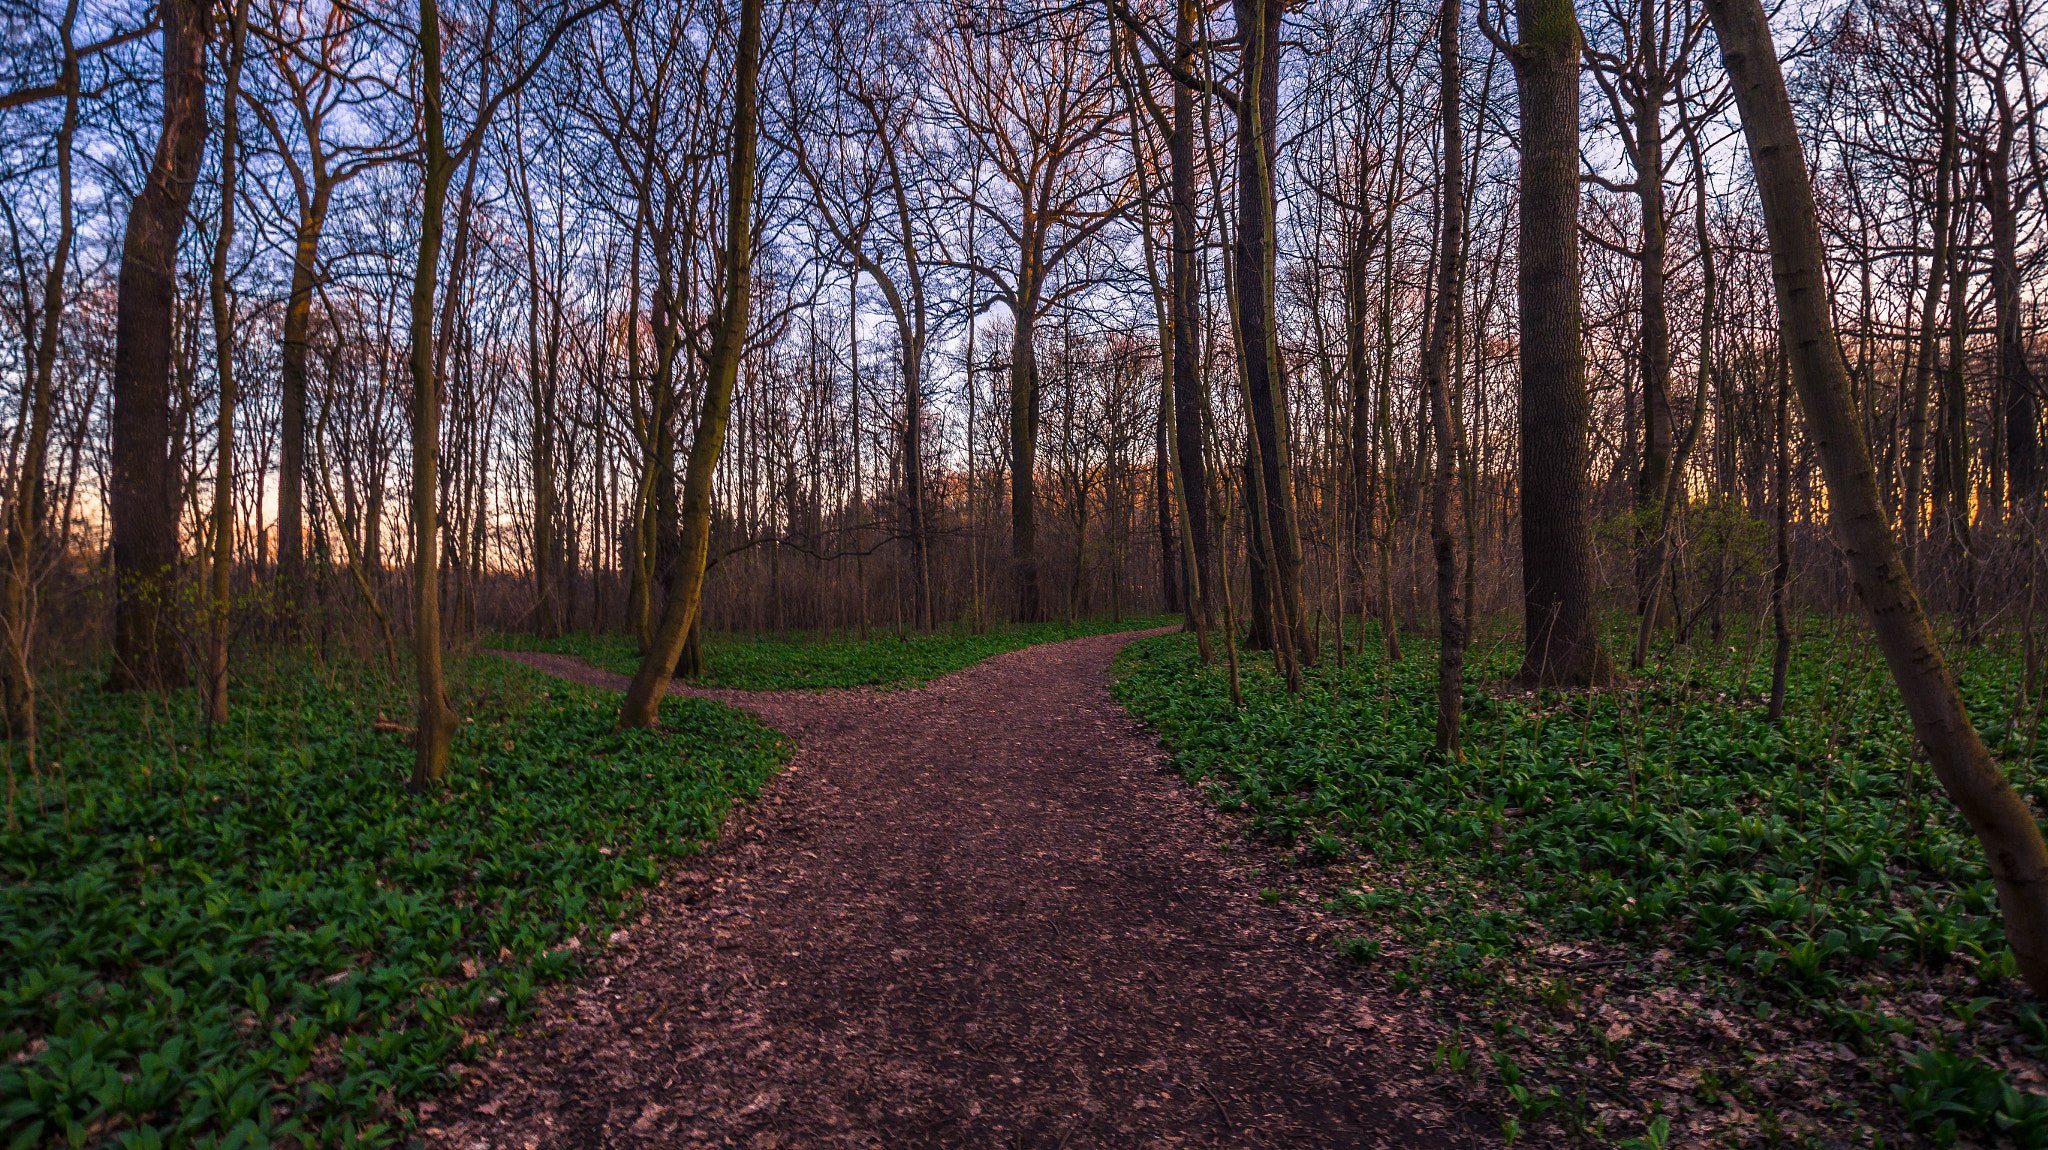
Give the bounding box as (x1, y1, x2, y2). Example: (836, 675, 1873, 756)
(426, 630, 1484, 1149)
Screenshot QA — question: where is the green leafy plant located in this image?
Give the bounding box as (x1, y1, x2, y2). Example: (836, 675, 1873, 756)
(1892, 1048, 2048, 1148)
(0, 654, 786, 1148)
(1112, 620, 2048, 1141)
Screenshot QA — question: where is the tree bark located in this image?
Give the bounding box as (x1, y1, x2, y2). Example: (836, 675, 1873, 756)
(1707, 0, 2048, 998)
(1426, 0, 1466, 755)
(1010, 266, 1044, 622)
(1232, 0, 1313, 673)
(619, 0, 762, 728)
(275, 180, 331, 617)
(207, 0, 251, 724)
(1505, 0, 1611, 686)
(109, 0, 208, 691)
(1633, 123, 1715, 670)
(1626, 8, 1675, 630)
(406, 0, 461, 788)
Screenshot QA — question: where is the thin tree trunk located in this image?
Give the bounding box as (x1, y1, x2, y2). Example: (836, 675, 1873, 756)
(406, 0, 462, 788)
(206, 0, 251, 724)
(1630, 44, 1675, 631)
(1634, 122, 1716, 670)
(1903, 0, 1958, 579)
(1945, 240, 1977, 643)
(1706, 0, 2048, 997)
(1170, 0, 1214, 650)
(2, 0, 79, 735)
(276, 179, 331, 620)
(1768, 352, 1790, 722)
(620, 0, 762, 728)
(1010, 268, 1044, 622)
(514, 127, 559, 638)
(1376, 206, 1403, 662)
(1426, 0, 1466, 756)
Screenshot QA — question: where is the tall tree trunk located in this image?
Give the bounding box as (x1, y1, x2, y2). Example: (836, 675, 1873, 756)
(1375, 207, 1403, 662)
(109, 0, 208, 691)
(1630, 38, 1674, 632)
(206, 0, 251, 723)
(619, 0, 762, 727)
(903, 353, 930, 631)
(1010, 264, 1044, 622)
(1706, 0, 2048, 998)
(1633, 124, 1715, 670)
(515, 131, 559, 638)
(1426, 0, 1466, 756)
(406, 0, 461, 788)
(1502, 0, 1610, 686)
(1987, 95, 2038, 514)
(1233, 0, 1313, 672)
(1345, 221, 1376, 646)
(1170, 0, 1215, 648)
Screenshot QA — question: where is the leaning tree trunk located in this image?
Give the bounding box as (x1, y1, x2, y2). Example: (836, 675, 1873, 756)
(619, 0, 763, 728)
(1506, 0, 1610, 686)
(1706, 0, 2048, 998)
(1425, 0, 1466, 756)
(108, 0, 208, 691)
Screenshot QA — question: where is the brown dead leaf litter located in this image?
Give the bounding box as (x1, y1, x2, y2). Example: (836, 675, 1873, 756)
(420, 630, 1493, 1149)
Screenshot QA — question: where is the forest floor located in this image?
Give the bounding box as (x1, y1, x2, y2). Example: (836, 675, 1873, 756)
(420, 629, 1488, 1149)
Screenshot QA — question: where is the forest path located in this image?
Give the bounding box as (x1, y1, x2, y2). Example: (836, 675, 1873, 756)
(424, 629, 1484, 1149)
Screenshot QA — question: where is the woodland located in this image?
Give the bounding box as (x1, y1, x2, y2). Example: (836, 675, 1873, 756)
(0, 0, 2046, 1143)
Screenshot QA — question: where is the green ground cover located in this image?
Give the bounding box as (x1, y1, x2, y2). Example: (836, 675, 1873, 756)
(1116, 622, 2048, 1148)
(0, 654, 785, 1149)
(492, 615, 1178, 691)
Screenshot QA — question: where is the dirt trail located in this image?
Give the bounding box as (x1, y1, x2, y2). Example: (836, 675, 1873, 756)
(424, 630, 1485, 1149)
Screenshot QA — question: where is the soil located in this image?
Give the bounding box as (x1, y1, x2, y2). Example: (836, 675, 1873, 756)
(420, 629, 1492, 1149)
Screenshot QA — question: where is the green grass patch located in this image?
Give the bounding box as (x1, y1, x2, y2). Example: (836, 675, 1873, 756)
(0, 653, 786, 1149)
(1116, 620, 2048, 1146)
(493, 615, 1178, 691)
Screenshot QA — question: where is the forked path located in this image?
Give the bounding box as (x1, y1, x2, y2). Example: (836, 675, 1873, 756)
(426, 630, 1484, 1149)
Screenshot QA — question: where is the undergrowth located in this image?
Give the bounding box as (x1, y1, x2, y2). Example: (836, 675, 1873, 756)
(493, 615, 1177, 691)
(0, 653, 786, 1149)
(1115, 619, 2048, 1147)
